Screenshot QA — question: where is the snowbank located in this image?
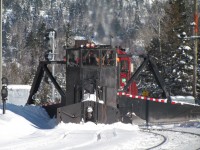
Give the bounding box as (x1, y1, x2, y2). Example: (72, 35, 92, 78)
(7, 85, 31, 106)
(0, 104, 199, 150)
(171, 95, 196, 104)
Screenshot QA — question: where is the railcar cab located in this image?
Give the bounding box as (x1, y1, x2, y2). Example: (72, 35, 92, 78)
(66, 44, 116, 67)
(64, 43, 117, 107)
(117, 48, 138, 95)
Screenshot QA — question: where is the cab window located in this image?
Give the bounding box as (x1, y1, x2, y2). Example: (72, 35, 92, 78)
(121, 60, 128, 72)
(67, 50, 79, 67)
(101, 50, 115, 66)
(82, 50, 99, 66)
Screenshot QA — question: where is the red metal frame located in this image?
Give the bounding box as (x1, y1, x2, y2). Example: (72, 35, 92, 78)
(117, 49, 138, 95)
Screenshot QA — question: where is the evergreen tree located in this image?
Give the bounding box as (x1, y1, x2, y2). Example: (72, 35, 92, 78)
(110, 18, 122, 37)
(97, 23, 105, 40)
(2, 0, 195, 93)
(146, 0, 193, 96)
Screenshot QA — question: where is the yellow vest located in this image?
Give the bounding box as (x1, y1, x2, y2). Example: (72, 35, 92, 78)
(142, 90, 149, 97)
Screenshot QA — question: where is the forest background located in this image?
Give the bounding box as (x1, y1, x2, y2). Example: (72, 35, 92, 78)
(2, 0, 200, 99)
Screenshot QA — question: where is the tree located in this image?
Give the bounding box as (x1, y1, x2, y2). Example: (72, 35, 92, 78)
(110, 18, 122, 36)
(145, 0, 194, 96)
(97, 23, 105, 40)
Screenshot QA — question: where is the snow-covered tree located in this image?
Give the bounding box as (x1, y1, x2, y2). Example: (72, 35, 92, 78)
(2, 0, 197, 98)
(145, 0, 194, 96)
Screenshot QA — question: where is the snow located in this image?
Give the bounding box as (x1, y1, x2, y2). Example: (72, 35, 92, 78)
(180, 60, 186, 64)
(74, 36, 86, 40)
(183, 45, 191, 50)
(7, 85, 31, 106)
(8, 85, 31, 90)
(82, 92, 104, 104)
(0, 103, 200, 150)
(170, 96, 196, 104)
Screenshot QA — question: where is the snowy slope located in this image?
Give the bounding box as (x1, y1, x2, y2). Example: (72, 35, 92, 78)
(0, 104, 200, 150)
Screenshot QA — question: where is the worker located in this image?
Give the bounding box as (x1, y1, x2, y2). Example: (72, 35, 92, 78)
(142, 89, 149, 97)
(86, 51, 97, 65)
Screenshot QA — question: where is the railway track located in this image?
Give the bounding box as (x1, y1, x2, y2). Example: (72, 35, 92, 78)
(140, 129, 167, 150)
(140, 126, 200, 150)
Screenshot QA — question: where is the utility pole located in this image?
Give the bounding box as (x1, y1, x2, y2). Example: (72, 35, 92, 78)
(159, 18, 162, 58)
(49, 31, 56, 102)
(0, 0, 2, 105)
(193, 0, 198, 103)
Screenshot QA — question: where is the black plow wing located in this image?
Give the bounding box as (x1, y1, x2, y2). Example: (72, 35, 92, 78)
(118, 93, 200, 124)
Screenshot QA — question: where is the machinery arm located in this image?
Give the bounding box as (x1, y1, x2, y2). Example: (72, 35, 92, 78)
(43, 65, 66, 103)
(148, 58, 171, 102)
(122, 55, 171, 102)
(27, 62, 44, 104)
(27, 61, 66, 105)
(123, 57, 149, 92)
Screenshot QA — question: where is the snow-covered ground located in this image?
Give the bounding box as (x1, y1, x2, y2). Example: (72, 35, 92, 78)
(0, 104, 200, 150)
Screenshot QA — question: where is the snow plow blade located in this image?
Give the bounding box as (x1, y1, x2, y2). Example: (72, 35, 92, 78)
(118, 95, 200, 124)
(57, 101, 120, 124)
